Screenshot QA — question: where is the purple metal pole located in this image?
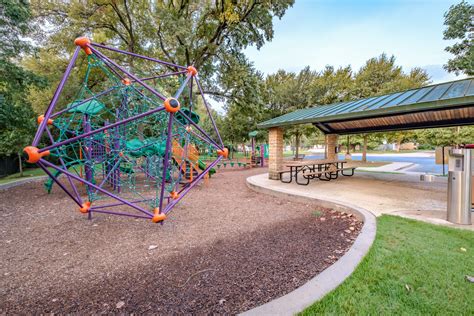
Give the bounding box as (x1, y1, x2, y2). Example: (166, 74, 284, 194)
(33, 47, 81, 146)
(174, 74, 191, 99)
(45, 128, 82, 203)
(189, 76, 194, 112)
(51, 71, 184, 119)
(37, 161, 82, 207)
(158, 113, 174, 213)
(89, 46, 167, 102)
(91, 42, 187, 70)
(195, 77, 224, 148)
(140, 70, 188, 82)
(95, 157, 122, 194)
(173, 118, 218, 149)
(83, 114, 93, 193)
(89, 208, 151, 219)
(92, 197, 159, 209)
(40, 159, 154, 217)
(165, 156, 222, 213)
(88, 50, 152, 104)
(113, 108, 121, 192)
(51, 86, 117, 118)
(176, 109, 222, 150)
(40, 106, 166, 153)
(94, 53, 124, 79)
(130, 160, 160, 183)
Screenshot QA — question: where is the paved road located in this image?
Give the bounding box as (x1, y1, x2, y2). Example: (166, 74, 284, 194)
(305, 153, 444, 174)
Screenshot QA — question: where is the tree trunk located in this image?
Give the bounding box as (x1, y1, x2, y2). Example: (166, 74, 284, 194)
(324, 134, 328, 159)
(362, 134, 368, 163)
(295, 133, 300, 158)
(456, 126, 460, 145)
(346, 135, 350, 154)
(18, 152, 23, 177)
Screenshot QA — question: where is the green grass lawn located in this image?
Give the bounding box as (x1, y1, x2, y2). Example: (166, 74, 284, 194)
(302, 215, 474, 315)
(0, 168, 53, 185)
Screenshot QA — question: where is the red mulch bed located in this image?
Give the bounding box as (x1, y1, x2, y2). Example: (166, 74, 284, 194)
(0, 168, 361, 314)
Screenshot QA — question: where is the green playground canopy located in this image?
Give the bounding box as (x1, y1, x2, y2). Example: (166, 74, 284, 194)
(257, 78, 474, 134)
(68, 99, 105, 115)
(248, 130, 258, 138)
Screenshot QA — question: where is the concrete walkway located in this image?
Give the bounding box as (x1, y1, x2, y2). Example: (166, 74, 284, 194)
(358, 162, 415, 173)
(0, 176, 48, 190)
(248, 171, 473, 230)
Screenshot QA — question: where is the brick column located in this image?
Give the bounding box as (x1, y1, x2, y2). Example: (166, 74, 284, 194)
(326, 134, 339, 160)
(268, 127, 283, 180)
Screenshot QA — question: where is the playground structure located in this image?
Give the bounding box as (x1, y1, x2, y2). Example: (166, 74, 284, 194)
(249, 130, 268, 167)
(24, 37, 227, 223)
(215, 132, 268, 169)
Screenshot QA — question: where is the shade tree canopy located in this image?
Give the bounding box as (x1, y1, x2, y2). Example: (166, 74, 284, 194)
(443, 0, 474, 76)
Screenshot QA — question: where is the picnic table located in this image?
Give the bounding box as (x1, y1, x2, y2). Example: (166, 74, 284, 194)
(279, 159, 356, 185)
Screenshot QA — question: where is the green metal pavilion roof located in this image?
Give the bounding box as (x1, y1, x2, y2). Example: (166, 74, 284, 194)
(257, 78, 474, 133)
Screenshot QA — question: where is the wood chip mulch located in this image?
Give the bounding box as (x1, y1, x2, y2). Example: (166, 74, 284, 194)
(0, 168, 362, 314)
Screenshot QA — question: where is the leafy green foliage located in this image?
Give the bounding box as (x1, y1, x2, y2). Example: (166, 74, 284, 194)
(415, 126, 474, 147)
(0, 0, 46, 157)
(353, 54, 428, 98)
(0, 0, 32, 58)
(443, 1, 474, 75)
(0, 101, 36, 156)
(27, 0, 294, 114)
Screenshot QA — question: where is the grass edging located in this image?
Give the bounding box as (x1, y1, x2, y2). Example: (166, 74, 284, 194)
(301, 215, 474, 315)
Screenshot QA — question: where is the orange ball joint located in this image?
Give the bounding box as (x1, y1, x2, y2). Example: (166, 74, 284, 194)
(74, 37, 92, 55)
(121, 78, 132, 85)
(164, 97, 180, 113)
(170, 191, 179, 200)
(23, 146, 50, 163)
(37, 115, 53, 126)
(152, 208, 166, 223)
(187, 66, 198, 76)
(79, 202, 91, 214)
(217, 148, 229, 159)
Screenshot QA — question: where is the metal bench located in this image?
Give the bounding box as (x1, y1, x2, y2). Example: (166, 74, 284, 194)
(297, 167, 357, 185)
(277, 169, 292, 183)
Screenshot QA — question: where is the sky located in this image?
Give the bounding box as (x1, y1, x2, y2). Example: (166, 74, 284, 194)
(244, 0, 466, 83)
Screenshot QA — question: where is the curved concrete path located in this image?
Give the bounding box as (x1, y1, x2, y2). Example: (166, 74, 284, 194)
(248, 172, 473, 231)
(0, 176, 48, 190)
(241, 174, 377, 316)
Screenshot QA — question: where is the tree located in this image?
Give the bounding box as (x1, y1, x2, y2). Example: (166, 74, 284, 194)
(219, 56, 266, 146)
(27, 0, 295, 114)
(0, 102, 36, 175)
(415, 126, 474, 147)
(443, 1, 474, 75)
(261, 67, 320, 157)
(362, 134, 368, 162)
(353, 54, 428, 98)
(310, 65, 353, 105)
(0, 0, 46, 175)
(352, 54, 428, 154)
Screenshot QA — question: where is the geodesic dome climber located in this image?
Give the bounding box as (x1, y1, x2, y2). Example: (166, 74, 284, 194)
(24, 37, 228, 223)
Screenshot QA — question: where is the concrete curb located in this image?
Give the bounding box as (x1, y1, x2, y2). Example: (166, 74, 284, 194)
(241, 174, 377, 316)
(0, 176, 48, 191)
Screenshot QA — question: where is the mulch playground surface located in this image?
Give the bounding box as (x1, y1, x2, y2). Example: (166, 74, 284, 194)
(0, 168, 362, 314)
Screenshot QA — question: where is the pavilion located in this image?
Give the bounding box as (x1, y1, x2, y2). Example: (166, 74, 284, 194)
(257, 78, 474, 179)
